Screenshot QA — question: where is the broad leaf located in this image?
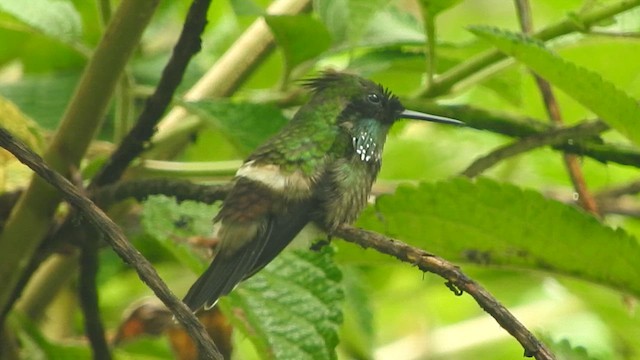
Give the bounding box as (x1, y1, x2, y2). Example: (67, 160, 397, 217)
(141, 195, 218, 274)
(338, 269, 374, 359)
(223, 247, 343, 360)
(315, 0, 392, 45)
(265, 15, 332, 75)
(0, 72, 81, 129)
(470, 26, 640, 147)
(0, 0, 82, 44)
(360, 7, 425, 47)
(357, 178, 640, 297)
(418, 0, 462, 16)
(183, 100, 288, 155)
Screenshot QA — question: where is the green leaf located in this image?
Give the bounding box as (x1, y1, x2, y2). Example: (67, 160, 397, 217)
(315, 0, 392, 45)
(223, 247, 343, 360)
(359, 7, 425, 47)
(357, 178, 640, 297)
(265, 15, 332, 75)
(0, 96, 44, 152)
(0, 96, 45, 190)
(469, 26, 640, 147)
(338, 268, 374, 359)
(13, 313, 92, 359)
(0, 0, 82, 43)
(0, 72, 80, 129)
(418, 0, 462, 16)
(314, 0, 348, 43)
(141, 195, 219, 274)
(229, 0, 264, 16)
(183, 100, 288, 156)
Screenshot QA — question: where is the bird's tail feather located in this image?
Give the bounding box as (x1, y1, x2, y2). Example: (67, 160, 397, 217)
(183, 224, 273, 311)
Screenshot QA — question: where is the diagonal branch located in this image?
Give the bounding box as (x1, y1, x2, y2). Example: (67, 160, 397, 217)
(0, 127, 222, 360)
(333, 225, 556, 360)
(514, 0, 600, 216)
(91, 0, 213, 189)
(461, 120, 608, 178)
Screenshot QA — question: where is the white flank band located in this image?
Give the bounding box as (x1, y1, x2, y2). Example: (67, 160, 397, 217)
(236, 160, 312, 195)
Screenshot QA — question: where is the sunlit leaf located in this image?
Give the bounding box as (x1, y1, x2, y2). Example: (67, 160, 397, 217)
(470, 26, 640, 147)
(357, 178, 640, 297)
(0, 96, 44, 190)
(0, 96, 44, 152)
(418, 0, 462, 16)
(0, 0, 82, 43)
(223, 247, 343, 360)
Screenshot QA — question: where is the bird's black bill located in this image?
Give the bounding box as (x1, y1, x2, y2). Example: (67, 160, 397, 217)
(400, 109, 464, 126)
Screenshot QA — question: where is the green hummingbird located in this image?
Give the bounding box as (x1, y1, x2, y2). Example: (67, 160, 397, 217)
(183, 71, 462, 311)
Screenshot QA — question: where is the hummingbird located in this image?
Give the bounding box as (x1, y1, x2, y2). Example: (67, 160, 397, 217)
(183, 71, 462, 311)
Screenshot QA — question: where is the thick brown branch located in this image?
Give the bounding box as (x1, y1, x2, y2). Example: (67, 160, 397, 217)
(333, 225, 556, 360)
(0, 127, 222, 359)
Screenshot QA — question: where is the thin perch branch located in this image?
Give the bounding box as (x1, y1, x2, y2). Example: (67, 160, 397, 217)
(0, 127, 222, 360)
(333, 225, 556, 360)
(514, 0, 600, 216)
(461, 121, 608, 178)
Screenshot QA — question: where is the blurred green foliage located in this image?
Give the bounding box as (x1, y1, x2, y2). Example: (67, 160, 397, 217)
(1, 0, 640, 359)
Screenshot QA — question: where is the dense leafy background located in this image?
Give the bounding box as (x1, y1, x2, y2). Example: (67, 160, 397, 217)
(1, 0, 640, 359)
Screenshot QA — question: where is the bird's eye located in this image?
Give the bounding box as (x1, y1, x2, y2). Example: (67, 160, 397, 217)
(367, 93, 381, 104)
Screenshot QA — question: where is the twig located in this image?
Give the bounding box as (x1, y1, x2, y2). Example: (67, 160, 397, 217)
(0, 127, 222, 359)
(514, 0, 600, 216)
(594, 180, 640, 217)
(595, 180, 640, 200)
(461, 121, 608, 178)
(395, 101, 640, 168)
(587, 30, 640, 38)
(79, 231, 111, 360)
(92, 179, 231, 207)
(91, 0, 213, 189)
(333, 225, 556, 360)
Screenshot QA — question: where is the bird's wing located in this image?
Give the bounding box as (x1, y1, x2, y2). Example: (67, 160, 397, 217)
(243, 199, 314, 279)
(182, 178, 314, 311)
